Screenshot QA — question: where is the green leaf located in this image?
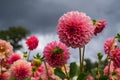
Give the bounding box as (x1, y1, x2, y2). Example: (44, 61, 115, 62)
(36, 53, 41, 59)
(77, 73, 88, 80)
(52, 46, 64, 54)
(115, 33, 120, 42)
(99, 75, 109, 80)
(26, 77, 31, 80)
(39, 78, 42, 80)
(54, 68, 66, 79)
(92, 19, 97, 25)
(69, 62, 77, 78)
(9, 76, 15, 80)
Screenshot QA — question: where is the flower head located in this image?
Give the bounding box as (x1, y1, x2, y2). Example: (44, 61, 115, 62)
(115, 68, 120, 79)
(87, 74, 94, 80)
(40, 64, 59, 80)
(0, 39, 13, 60)
(9, 53, 21, 64)
(94, 20, 106, 36)
(104, 61, 115, 75)
(104, 38, 117, 55)
(110, 47, 120, 68)
(0, 71, 10, 80)
(26, 36, 39, 50)
(57, 11, 94, 48)
(43, 41, 70, 67)
(10, 60, 32, 80)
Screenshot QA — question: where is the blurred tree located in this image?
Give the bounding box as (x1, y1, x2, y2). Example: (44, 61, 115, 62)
(0, 26, 30, 51)
(84, 59, 98, 73)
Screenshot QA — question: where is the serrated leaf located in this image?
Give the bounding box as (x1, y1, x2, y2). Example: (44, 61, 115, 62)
(69, 62, 77, 78)
(54, 68, 66, 79)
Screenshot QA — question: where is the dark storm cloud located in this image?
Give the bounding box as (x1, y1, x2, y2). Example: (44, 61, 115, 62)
(0, 0, 119, 35)
(1, 0, 120, 62)
(0, 0, 69, 34)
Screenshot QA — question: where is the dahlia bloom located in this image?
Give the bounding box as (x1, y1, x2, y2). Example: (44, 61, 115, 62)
(104, 38, 117, 55)
(0, 71, 10, 80)
(40, 64, 61, 80)
(110, 47, 120, 68)
(26, 36, 39, 50)
(87, 74, 94, 80)
(10, 60, 32, 80)
(43, 41, 70, 67)
(104, 61, 115, 75)
(94, 20, 106, 36)
(37, 65, 45, 75)
(31, 66, 40, 78)
(115, 68, 120, 79)
(0, 40, 13, 60)
(9, 53, 21, 64)
(57, 11, 94, 48)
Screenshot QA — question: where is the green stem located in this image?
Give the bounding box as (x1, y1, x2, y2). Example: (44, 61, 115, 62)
(63, 65, 69, 80)
(0, 60, 2, 74)
(108, 59, 111, 76)
(79, 48, 82, 73)
(27, 50, 31, 61)
(82, 46, 85, 72)
(0, 59, 3, 74)
(43, 60, 50, 80)
(79, 46, 85, 73)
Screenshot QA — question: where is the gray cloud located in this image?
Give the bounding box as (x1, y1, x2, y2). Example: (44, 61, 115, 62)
(0, 0, 120, 62)
(0, 0, 69, 34)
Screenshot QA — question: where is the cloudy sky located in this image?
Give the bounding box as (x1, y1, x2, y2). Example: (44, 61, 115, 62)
(0, 0, 120, 62)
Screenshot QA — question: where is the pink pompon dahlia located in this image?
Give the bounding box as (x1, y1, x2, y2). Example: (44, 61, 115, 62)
(26, 36, 39, 50)
(104, 38, 117, 55)
(110, 47, 120, 68)
(9, 53, 21, 64)
(43, 41, 70, 67)
(94, 20, 106, 36)
(0, 39, 13, 60)
(57, 11, 94, 48)
(10, 60, 32, 80)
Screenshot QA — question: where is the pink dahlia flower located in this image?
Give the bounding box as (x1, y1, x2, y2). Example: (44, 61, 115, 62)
(40, 64, 59, 80)
(57, 11, 94, 48)
(0, 71, 10, 80)
(87, 74, 94, 80)
(0, 39, 13, 60)
(104, 61, 115, 75)
(9, 53, 21, 64)
(10, 60, 32, 80)
(94, 20, 106, 36)
(26, 36, 39, 50)
(43, 41, 70, 67)
(110, 47, 120, 68)
(115, 68, 120, 79)
(104, 38, 117, 55)
(37, 65, 45, 74)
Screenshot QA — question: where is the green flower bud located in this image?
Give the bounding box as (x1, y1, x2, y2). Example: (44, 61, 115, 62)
(33, 58, 42, 67)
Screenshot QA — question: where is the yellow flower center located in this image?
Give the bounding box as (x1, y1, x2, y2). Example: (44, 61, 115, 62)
(0, 44, 6, 56)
